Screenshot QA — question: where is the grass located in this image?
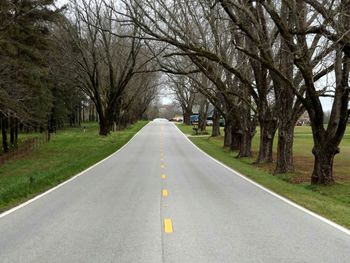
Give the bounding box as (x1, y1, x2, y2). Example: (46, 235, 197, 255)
(177, 123, 350, 229)
(0, 121, 148, 213)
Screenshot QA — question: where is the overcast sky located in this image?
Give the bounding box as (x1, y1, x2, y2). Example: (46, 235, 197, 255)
(56, 0, 67, 7)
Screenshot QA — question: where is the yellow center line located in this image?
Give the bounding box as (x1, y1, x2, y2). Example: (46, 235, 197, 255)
(161, 164, 165, 168)
(161, 174, 166, 179)
(162, 189, 168, 197)
(164, 219, 173, 233)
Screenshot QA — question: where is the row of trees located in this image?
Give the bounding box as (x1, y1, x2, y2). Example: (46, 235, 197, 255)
(60, 0, 160, 135)
(1, 0, 348, 184)
(0, 0, 160, 154)
(117, 0, 349, 185)
(0, 0, 76, 152)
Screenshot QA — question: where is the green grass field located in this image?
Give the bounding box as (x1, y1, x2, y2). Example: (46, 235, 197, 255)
(177, 124, 350, 228)
(0, 121, 148, 213)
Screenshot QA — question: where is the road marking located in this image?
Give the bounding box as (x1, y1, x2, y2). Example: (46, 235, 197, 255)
(162, 189, 168, 197)
(161, 174, 166, 179)
(164, 218, 173, 233)
(173, 123, 350, 236)
(161, 164, 165, 168)
(0, 122, 152, 219)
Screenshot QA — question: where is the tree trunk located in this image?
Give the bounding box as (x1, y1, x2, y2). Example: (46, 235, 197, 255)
(2, 117, 9, 153)
(78, 106, 82, 126)
(236, 132, 253, 157)
(237, 121, 256, 158)
(256, 119, 277, 163)
(223, 117, 232, 148)
(47, 130, 51, 142)
(272, 0, 296, 174)
(14, 120, 18, 148)
(311, 144, 339, 185)
(230, 125, 240, 151)
(10, 116, 15, 147)
(183, 109, 192, 125)
(236, 104, 256, 157)
(275, 124, 295, 174)
(198, 100, 208, 132)
(211, 109, 221, 137)
(99, 117, 111, 136)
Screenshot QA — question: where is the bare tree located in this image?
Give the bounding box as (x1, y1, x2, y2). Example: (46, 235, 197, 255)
(63, 0, 153, 135)
(168, 76, 197, 125)
(121, 0, 258, 156)
(219, 0, 349, 183)
(115, 0, 349, 184)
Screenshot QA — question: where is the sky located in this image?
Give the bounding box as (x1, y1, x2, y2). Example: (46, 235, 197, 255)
(56, 0, 67, 7)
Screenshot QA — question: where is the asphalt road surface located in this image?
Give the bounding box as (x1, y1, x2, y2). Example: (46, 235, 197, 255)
(0, 119, 349, 263)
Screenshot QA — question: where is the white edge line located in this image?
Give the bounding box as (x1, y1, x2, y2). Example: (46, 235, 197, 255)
(173, 123, 350, 236)
(0, 121, 151, 219)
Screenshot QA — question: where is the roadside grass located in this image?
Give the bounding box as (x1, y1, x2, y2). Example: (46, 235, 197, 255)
(177, 123, 350, 228)
(177, 123, 225, 136)
(0, 121, 148, 213)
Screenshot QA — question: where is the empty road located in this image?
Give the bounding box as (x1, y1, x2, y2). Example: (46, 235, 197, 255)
(0, 119, 349, 262)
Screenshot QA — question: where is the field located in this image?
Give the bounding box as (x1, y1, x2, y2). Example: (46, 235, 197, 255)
(177, 124, 350, 228)
(0, 121, 148, 213)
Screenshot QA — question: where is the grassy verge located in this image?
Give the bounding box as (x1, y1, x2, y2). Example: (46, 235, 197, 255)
(177, 123, 350, 229)
(0, 121, 148, 213)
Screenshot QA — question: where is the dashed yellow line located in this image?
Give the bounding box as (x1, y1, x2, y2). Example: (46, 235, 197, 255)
(161, 174, 166, 179)
(161, 164, 165, 169)
(164, 219, 173, 233)
(162, 189, 168, 197)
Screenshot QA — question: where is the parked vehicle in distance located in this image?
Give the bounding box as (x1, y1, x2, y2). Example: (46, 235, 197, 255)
(190, 115, 224, 126)
(169, 116, 183, 122)
(206, 116, 213, 126)
(190, 114, 199, 124)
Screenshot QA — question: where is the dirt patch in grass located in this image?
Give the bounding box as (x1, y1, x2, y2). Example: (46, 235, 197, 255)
(0, 138, 39, 165)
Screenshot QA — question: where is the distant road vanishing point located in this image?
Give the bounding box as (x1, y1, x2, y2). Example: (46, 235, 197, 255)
(0, 119, 349, 262)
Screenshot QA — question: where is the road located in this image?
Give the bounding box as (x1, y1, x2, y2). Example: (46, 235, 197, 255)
(0, 119, 349, 263)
